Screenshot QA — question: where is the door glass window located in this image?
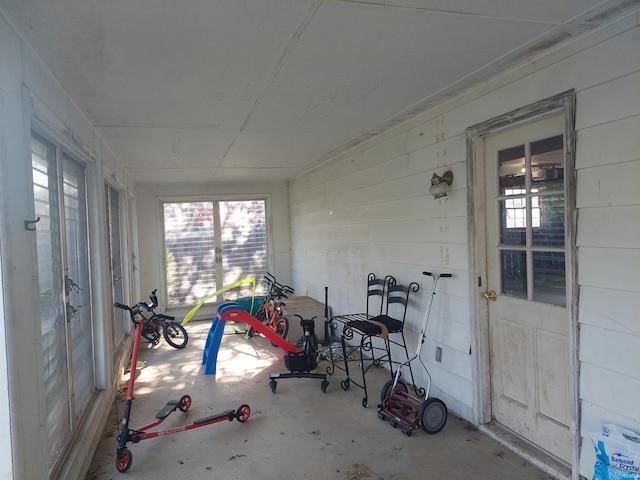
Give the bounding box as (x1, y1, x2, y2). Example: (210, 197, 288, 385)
(164, 202, 217, 306)
(32, 133, 95, 472)
(32, 135, 70, 471)
(496, 134, 566, 306)
(62, 154, 94, 420)
(533, 252, 566, 304)
(500, 250, 527, 299)
(31, 134, 95, 471)
(106, 185, 126, 346)
(219, 200, 268, 287)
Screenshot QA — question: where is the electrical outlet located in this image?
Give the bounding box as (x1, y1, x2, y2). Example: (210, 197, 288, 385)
(435, 346, 443, 362)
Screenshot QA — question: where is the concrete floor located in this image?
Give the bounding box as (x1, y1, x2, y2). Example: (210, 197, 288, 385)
(87, 321, 554, 480)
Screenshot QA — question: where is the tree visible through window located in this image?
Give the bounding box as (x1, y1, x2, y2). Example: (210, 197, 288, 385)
(163, 200, 268, 307)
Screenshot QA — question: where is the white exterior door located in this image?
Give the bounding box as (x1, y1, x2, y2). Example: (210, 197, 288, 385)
(484, 114, 571, 463)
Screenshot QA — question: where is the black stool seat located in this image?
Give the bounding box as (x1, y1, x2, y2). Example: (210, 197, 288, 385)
(346, 319, 382, 335)
(346, 316, 401, 336)
(368, 314, 403, 332)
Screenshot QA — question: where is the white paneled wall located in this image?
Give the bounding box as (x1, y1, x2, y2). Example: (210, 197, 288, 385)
(290, 100, 472, 416)
(573, 26, 640, 476)
(0, 11, 127, 479)
(290, 14, 640, 478)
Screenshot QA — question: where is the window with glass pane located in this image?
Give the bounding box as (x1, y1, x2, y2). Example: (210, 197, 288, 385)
(62, 154, 95, 419)
(32, 134, 95, 472)
(533, 252, 566, 306)
(163, 200, 268, 307)
(32, 135, 71, 471)
(497, 134, 566, 306)
(164, 202, 216, 306)
(500, 250, 527, 299)
(106, 184, 126, 346)
(219, 200, 268, 289)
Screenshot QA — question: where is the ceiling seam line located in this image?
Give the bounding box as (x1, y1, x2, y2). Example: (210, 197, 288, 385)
(217, 0, 322, 170)
(327, 0, 570, 25)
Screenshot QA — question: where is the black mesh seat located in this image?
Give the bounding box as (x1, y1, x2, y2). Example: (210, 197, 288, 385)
(343, 318, 391, 335)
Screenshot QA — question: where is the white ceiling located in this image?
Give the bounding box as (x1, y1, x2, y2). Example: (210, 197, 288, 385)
(1, 0, 637, 184)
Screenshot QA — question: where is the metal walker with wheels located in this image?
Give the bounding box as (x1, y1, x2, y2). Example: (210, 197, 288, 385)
(377, 271, 452, 436)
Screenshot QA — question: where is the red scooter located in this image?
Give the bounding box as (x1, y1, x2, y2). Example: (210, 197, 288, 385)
(113, 301, 251, 473)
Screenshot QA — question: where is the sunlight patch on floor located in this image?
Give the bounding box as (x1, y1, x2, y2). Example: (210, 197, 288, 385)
(214, 340, 280, 383)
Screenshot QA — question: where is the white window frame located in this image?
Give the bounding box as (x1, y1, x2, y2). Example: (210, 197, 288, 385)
(160, 196, 271, 310)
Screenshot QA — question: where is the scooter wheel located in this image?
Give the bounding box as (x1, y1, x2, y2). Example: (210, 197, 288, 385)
(320, 380, 329, 393)
(269, 379, 277, 393)
(419, 397, 448, 434)
(178, 395, 191, 412)
(115, 448, 133, 472)
(236, 404, 251, 422)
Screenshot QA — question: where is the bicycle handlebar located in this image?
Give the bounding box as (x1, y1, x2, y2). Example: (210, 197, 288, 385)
(262, 272, 295, 300)
(114, 301, 145, 325)
(114, 293, 175, 324)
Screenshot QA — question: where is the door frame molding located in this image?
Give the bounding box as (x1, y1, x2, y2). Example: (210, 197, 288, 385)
(465, 90, 578, 479)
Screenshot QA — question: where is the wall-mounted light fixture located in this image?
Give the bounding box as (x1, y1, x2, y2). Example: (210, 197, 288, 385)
(429, 171, 453, 199)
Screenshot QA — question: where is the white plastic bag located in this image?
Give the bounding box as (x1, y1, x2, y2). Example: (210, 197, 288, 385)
(590, 423, 640, 480)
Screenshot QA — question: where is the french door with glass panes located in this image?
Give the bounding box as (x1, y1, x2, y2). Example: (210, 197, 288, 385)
(163, 200, 268, 307)
(31, 133, 95, 473)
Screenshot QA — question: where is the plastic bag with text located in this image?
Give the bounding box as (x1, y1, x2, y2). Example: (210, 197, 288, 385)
(590, 423, 640, 480)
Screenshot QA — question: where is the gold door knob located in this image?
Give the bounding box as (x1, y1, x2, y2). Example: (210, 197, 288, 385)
(483, 290, 497, 301)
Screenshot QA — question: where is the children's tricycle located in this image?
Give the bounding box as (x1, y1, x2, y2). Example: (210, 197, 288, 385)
(113, 301, 250, 473)
(377, 271, 451, 436)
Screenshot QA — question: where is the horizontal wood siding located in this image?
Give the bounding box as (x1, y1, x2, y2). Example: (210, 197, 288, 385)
(290, 15, 640, 475)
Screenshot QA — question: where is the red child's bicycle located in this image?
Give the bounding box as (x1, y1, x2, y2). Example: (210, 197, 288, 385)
(113, 300, 250, 473)
(246, 273, 293, 346)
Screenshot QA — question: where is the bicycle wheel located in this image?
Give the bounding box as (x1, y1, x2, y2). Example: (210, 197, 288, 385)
(270, 316, 289, 347)
(141, 325, 160, 344)
(247, 306, 267, 338)
(254, 305, 267, 322)
(163, 322, 188, 349)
